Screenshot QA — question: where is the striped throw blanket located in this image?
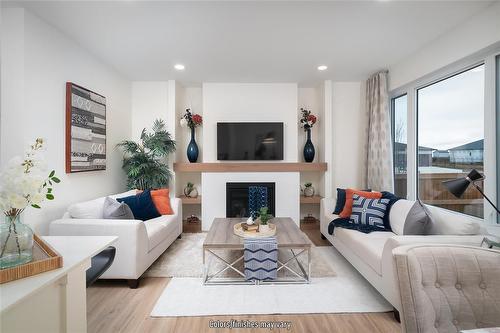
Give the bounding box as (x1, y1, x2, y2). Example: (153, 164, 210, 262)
(244, 237, 278, 281)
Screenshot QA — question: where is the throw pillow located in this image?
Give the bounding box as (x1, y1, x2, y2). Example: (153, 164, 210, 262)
(350, 194, 390, 229)
(333, 188, 372, 215)
(380, 191, 401, 231)
(339, 189, 382, 218)
(117, 189, 161, 221)
(150, 189, 174, 215)
(388, 199, 432, 235)
(103, 197, 134, 220)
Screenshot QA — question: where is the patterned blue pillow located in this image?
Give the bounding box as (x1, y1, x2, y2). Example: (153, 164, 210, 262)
(350, 194, 390, 229)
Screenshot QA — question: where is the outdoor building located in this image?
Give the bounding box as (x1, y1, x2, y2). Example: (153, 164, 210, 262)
(449, 139, 484, 164)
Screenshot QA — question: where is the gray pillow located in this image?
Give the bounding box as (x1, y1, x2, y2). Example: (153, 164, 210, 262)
(103, 197, 134, 220)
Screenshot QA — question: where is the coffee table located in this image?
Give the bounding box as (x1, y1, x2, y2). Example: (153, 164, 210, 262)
(203, 217, 311, 285)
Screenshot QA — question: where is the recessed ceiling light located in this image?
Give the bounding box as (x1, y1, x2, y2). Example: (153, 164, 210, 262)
(174, 64, 185, 71)
(317, 65, 328, 71)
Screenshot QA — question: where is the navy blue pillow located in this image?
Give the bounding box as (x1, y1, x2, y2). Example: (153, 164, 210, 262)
(117, 190, 160, 221)
(333, 188, 372, 214)
(381, 191, 401, 231)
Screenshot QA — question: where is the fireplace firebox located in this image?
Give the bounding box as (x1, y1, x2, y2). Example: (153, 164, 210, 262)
(226, 182, 275, 218)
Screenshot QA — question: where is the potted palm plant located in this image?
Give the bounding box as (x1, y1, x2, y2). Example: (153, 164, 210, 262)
(117, 119, 176, 190)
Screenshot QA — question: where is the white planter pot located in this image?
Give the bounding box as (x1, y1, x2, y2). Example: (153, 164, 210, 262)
(259, 224, 270, 233)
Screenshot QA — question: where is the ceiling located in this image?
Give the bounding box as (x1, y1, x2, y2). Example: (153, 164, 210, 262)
(3, 1, 495, 85)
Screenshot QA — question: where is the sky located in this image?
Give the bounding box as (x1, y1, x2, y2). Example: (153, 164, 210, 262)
(394, 64, 484, 151)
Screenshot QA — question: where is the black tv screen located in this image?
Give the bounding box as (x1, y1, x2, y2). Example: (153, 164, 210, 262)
(217, 122, 284, 160)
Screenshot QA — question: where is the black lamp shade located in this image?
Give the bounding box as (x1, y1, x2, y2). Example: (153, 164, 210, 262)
(442, 169, 484, 198)
(442, 178, 470, 198)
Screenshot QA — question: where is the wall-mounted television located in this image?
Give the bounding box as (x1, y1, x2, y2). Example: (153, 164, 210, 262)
(217, 122, 284, 160)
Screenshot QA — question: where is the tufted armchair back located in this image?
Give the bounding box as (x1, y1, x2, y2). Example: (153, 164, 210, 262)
(393, 244, 500, 333)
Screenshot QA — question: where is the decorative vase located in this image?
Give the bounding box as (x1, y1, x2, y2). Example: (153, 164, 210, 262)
(184, 186, 198, 198)
(303, 128, 315, 163)
(0, 214, 34, 269)
(304, 185, 315, 197)
(187, 127, 199, 163)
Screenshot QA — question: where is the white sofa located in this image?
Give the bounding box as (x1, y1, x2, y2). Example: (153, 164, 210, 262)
(49, 190, 182, 287)
(320, 197, 490, 312)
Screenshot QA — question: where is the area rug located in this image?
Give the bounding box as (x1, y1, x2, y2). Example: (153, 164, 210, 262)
(144, 233, 336, 278)
(150, 246, 392, 317)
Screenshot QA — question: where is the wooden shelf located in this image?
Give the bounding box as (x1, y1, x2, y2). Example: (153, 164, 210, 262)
(300, 195, 323, 204)
(174, 162, 327, 173)
(179, 196, 201, 204)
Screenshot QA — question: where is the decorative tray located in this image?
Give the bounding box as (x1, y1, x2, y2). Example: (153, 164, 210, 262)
(234, 223, 276, 238)
(0, 235, 63, 284)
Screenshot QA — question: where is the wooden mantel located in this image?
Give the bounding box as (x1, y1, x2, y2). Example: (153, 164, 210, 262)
(173, 162, 327, 173)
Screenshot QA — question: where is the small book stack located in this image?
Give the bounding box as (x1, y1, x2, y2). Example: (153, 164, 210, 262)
(241, 223, 259, 232)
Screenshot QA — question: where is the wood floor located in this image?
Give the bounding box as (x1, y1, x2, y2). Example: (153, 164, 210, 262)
(87, 278, 400, 333)
(87, 224, 400, 333)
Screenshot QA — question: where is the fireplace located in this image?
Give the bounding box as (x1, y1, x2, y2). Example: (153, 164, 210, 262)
(226, 182, 275, 218)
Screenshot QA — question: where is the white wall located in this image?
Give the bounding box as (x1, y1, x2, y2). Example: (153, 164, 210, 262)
(201, 172, 300, 230)
(202, 83, 298, 162)
(331, 82, 366, 190)
(131, 82, 169, 140)
(389, 1, 500, 90)
(1, 8, 132, 234)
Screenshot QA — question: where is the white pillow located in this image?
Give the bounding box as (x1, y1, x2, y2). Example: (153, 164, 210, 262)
(68, 197, 106, 219)
(389, 200, 429, 235)
(68, 190, 137, 219)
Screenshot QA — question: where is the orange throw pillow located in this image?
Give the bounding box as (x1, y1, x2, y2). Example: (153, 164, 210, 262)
(150, 189, 174, 215)
(339, 189, 382, 218)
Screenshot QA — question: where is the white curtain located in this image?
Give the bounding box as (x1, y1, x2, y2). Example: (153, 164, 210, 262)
(365, 71, 394, 192)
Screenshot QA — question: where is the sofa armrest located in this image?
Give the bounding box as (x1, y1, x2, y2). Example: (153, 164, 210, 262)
(170, 197, 183, 235)
(320, 198, 337, 236)
(49, 218, 149, 278)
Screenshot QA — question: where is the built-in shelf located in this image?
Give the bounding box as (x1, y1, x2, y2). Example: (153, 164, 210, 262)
(300, 195, 323, 204)
(174, 162, 327, 173)
(179, 195, 202, 204)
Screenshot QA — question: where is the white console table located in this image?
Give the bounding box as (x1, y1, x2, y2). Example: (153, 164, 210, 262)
(0, 236, 117, 333)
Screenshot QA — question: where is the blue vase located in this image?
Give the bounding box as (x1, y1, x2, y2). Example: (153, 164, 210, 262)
(187, 127, 199, 163)
(303, 128, 315, 163)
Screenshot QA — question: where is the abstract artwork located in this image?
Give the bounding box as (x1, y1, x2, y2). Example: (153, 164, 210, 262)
(65, 82, 106, 173)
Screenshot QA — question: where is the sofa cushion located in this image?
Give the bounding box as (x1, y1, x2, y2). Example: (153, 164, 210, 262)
(117, 190, 161, 221)
(67, 190, 137, 219)
(143, 220, 167, 251)
(425, 205, 481, 235)
(334, 228, 394, 275)
(334, 188, 372, 214)
(144, 214, 180, 251)
(389, 199, 431, 235)
(68, 197, 106, 219)
(103, 197, 134, 220)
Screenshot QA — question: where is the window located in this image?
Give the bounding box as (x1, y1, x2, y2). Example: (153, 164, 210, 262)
(417, 64, 485, 218)
(497, 55, 500, 223)
(392, 94, 408, 198)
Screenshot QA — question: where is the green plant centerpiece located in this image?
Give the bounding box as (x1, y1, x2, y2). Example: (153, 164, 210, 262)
(258, 207, 273, 233)
(117, 119, 176, 190)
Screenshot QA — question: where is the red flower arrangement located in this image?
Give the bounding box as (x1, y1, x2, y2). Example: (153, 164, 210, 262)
(180, 109, 203, 129)
(299, 108, 317, 130)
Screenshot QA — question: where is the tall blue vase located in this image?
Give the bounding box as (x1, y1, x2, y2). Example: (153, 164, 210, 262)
(303, 128, 315, 163)
(187, 127, 199, 163)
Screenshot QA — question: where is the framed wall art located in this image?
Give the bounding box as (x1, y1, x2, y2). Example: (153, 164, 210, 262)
(65, 82, 107, 173)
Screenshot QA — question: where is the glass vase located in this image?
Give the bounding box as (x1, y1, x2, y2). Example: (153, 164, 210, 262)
(0, 214, 34, 269)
